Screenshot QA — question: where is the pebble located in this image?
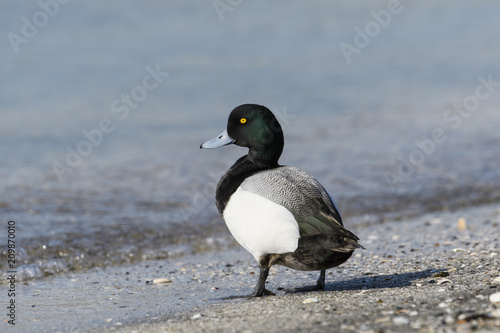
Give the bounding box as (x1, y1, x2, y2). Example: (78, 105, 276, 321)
(191, 313, 202, 320)
(303, 297, 319, 304)
(340, 324, 355, 330)
(489, 292, 500, 304)
(436, 278, 453, 285)
(392, 316, 410, 325)
(374, 316, 390, 323)
(453, 248, 466, 252)
(457, 217, 467, 231)
(492, 276, 500, 285)
(153, 278, 173, 285)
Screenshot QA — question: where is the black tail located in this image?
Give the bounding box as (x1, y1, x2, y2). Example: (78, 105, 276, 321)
(299, 233, 365, 254)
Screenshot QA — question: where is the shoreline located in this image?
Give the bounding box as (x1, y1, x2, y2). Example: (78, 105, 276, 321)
(5, 181, 500, 285)
(14, 203, 500, 332)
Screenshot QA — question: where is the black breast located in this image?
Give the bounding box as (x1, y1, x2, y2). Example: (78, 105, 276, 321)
(215, 155, 262, 214)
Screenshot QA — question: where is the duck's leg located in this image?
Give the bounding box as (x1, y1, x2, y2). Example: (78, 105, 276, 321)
(316, 269, 326, 289)
(292, 269, 326, 293)
(251, 266, 275, 297)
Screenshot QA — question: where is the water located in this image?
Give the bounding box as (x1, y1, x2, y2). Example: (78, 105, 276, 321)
(1, 0, 500, 281)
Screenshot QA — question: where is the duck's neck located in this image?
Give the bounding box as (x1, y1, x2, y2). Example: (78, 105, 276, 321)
(248, 127, 284, 167)
(247, 147, 281, 169)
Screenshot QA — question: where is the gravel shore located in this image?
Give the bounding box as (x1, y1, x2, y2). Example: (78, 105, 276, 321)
(16, 204, 500, 332)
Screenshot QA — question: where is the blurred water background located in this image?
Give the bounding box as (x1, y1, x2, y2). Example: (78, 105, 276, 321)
(1, 0, 500, 280)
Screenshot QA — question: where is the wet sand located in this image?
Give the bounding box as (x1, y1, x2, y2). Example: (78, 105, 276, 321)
(15, 203, 500, 332)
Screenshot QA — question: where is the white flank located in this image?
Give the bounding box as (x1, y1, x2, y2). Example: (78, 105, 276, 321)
(223, 187, 300, 261)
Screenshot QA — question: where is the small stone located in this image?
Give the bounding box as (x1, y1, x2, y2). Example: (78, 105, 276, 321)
(492, 276, 500, 285)
(392, 316, 410, 325)
(437, 278, 453, 285)
(191, 313, 202, 320)
(153, 278, 172, 285)
(374, 316, 390, 323)
(458, 313, 492, 322)
(105, 318, 113, 323)
(489, 292, 500, 304)
(303, 297, 319, 304)
(491, 309, 500, 318)
(457, 217, 467, 231)
(340, 324, 356, 330)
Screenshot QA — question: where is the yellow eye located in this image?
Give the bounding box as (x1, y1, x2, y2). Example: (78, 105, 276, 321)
(240, 118, 247, 124)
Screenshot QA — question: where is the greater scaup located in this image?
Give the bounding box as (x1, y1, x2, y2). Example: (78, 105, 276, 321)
(201, 104, 363, 296)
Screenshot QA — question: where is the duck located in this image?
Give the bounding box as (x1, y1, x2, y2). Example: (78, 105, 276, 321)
(201, 104, 363, 297)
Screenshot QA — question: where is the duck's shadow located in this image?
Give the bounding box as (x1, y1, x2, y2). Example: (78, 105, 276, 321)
(217, 269, 441, 300)
(321, 269, 439, 292)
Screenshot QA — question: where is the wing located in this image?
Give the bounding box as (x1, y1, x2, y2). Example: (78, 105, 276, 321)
(240, 166, 360, 243)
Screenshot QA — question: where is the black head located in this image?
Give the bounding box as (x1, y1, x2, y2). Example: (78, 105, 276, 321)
(201, 104, 284, 166)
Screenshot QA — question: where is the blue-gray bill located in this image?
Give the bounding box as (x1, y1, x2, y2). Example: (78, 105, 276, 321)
(200, 129, 235, 149)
